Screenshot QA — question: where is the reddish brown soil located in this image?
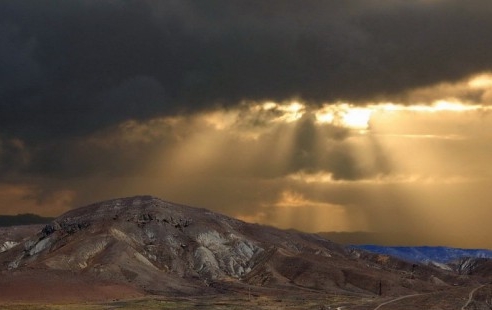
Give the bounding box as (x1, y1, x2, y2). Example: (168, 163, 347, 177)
(0, 269, 143, 303)
(0, 225, 42, 244)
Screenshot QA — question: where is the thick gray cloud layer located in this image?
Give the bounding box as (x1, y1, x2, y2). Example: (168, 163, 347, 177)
(2, 0, 492, 141)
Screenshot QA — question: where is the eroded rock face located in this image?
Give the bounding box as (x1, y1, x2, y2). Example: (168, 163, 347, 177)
(0, 196, 462, 296)
(0, 196, 269, 285)
(194, 230, 261, 279)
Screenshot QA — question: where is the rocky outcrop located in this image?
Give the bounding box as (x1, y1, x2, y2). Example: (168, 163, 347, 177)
(0, 241, 17, 253)
(42, 220, 90, 237)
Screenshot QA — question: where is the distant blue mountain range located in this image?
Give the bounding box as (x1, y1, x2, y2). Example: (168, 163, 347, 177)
(353, 245, 492, 264)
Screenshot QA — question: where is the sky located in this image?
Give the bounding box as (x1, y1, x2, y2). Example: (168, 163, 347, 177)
(2, 0, 492, 248)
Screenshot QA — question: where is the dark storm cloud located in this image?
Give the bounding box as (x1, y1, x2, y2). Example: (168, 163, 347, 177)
(2, 0, 492, 142)
(0, 138, 30, 175)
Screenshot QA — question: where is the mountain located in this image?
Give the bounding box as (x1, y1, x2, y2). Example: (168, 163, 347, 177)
(0, 196, 488, 307)
(353, 245, 492, 265)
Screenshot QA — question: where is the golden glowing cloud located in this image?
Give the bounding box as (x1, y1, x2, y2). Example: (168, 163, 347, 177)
(372, 100, 487, 113)
(6, 71, 491, 248)
(0, 184, 75, 216)
(315, 104, 372, 130)
(236, 190, 366, 233)
(270, 101, 306, 123)
(342, 107, 372, 129)
(468, 73, 492, 89)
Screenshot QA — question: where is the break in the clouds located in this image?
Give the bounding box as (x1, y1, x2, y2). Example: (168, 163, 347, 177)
(2, 1, 492, 248)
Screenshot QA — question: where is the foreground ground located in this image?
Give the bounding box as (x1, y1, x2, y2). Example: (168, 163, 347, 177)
(1, 284, 492, 310)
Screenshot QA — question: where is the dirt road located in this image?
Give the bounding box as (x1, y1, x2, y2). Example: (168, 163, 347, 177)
(461, 285, 485, 310)
(373, 294, 423, 310)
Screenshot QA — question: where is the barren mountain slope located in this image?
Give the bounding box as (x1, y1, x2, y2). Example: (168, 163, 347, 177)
(0, 196, 466, 303)
(0, 225, 42, 253)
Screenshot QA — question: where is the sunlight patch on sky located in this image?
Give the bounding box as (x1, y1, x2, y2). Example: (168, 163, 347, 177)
(237, 189, 365, 232)
(250, 101, 306, 123)
(342, 107, 373, 129)
(287, 171, 476, 185)
(372, 100, 489, 113)
(250, 101, 372, 130)
(468, 73, 492, 89)
(373, 134, 466, 140)
(315, 104, 372, 130)
(274, 190, 326, 208)
(248, 97, 490, 135)
(202, 110, 240, 130)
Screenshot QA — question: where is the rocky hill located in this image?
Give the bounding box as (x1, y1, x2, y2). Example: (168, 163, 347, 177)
(0, 196, 478, 304)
